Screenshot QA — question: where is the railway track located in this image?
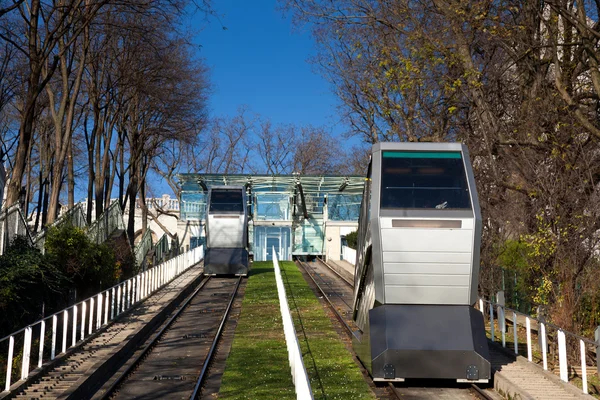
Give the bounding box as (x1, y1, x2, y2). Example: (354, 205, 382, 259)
(99, 276, 243, 400)
(298, 258, 499, 400)
(10, 265, 205, 400)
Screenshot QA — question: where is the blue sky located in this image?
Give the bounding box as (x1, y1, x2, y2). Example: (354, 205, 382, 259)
(188, 1, 346, 134)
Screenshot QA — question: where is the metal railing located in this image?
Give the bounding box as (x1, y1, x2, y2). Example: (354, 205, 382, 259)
(87, 201, 125, 245)
(479, 296, 596, 394)
(134, 229, 153, 268)
(32, 204, 87, 252)
(153, 234, 170, 265)
(272, 247, 314, 400)
(0, 246, 204, 393)
(0, 204, 34, 255)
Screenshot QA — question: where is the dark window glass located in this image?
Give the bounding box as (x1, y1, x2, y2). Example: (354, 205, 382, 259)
(380, 151, 471, 210)
(209, 189, 244, 213)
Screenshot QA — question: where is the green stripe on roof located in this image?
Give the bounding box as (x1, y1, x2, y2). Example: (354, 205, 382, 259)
(382, 151, 462, 159)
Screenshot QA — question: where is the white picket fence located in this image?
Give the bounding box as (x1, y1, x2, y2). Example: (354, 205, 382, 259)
(272, 247, 314, 400)
(480, 296, 596, 394)
(1, 246, 204, 393)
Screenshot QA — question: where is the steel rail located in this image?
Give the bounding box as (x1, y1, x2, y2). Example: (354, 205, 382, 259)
(304, 259, 354, 310)
(316, 257, 354, 288)
(99, 274, 209, 399)
(296, 261, 359, 340)
(190, 276, 242, 399)
(305, 260, 496, 400)
(387, 381, 495, 400)
(470, 381, 496, 400)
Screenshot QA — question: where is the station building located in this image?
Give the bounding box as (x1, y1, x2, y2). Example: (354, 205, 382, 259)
(177, 174, 365, 262)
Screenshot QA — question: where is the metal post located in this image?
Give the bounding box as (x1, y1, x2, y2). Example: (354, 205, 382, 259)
(62, 310, 68, 354)
(526, 317, 532, 362)
(5, 335, 14, 391)
(513, 311, 518, 354)
(497, 291, 506, 347)
(126, 280, 131, 309)
(72, 305, 78, 346)
(541, 323, 548, 370)
(96, 294, 102, 330)
(117, 285, 122, 315)
(51, 315, 57, 360)
(89, 298, 94, 335)
(38, 320, 45, 368)
(81, 302, 86, 341)
(111, 287, 116, 320)
(21, 327, 32, 380)
(500, 306, 506, 347)
(558, 330, 568, 382)
(489, 303, 495, 342)
(104, 292, 109, 325)
(595, 326, 600, 377)
(581, 339, 588, 394)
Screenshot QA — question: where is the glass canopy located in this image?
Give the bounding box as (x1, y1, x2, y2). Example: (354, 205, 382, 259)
(177, 174, 365, 258)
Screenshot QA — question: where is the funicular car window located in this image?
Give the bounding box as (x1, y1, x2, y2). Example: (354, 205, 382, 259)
(209, 189, 244, 213)
(380, 151, 471, 210)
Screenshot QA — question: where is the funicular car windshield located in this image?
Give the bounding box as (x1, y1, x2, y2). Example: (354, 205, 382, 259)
(380, 151, 471, 210)
(209, 189, 244, 213)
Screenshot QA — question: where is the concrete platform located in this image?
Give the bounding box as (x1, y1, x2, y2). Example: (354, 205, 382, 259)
(326, 259, 354, 282)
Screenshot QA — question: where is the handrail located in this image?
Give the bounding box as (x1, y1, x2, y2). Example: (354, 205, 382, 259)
(272, 246, 314, 400)
(0, 204, 34, 255)
(87, 201, 125, 245)
(32, 204, 87, 252)
(0, 246, 204, 393)
(479, 296, 596, 395)
(134, 229, 153, 267)
(154, 234, 170, 264)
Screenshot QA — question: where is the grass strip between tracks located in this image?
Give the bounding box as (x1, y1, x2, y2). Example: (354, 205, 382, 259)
(279, 260, 375, 400)
(220, 261, 374, 399)
(219, 261, 295, 399)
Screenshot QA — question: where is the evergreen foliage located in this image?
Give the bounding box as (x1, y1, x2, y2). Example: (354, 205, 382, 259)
(45, 223, 119, 300)
(0, 237, 67, 337)
(345, 230, 358, 250)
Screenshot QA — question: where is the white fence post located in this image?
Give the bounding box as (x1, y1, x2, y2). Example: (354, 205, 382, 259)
(97, 293, 102, 330)
(89, 298, 94, 335)
(38, 320, 45, 368)
(111, 287, 116, 320)
(513, 312, 518, 354)
(62, 310, 68, 354)
(104, 294, 109, 325)
(5, 335, 14, 391)
(81, 302, 87, 341)
(558, 330, 568, 382)
(72, 305, 78, 346)
(541, 322, 548, 371)
(526, 317, 532, 362)
(489, 302, 495, 342)
(500, 307, 506, 347)
(51, 315, 57, 360)
(20, 327, 32, 380)
(580, 339, 588, 394)
(117, 285, 122, 315)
